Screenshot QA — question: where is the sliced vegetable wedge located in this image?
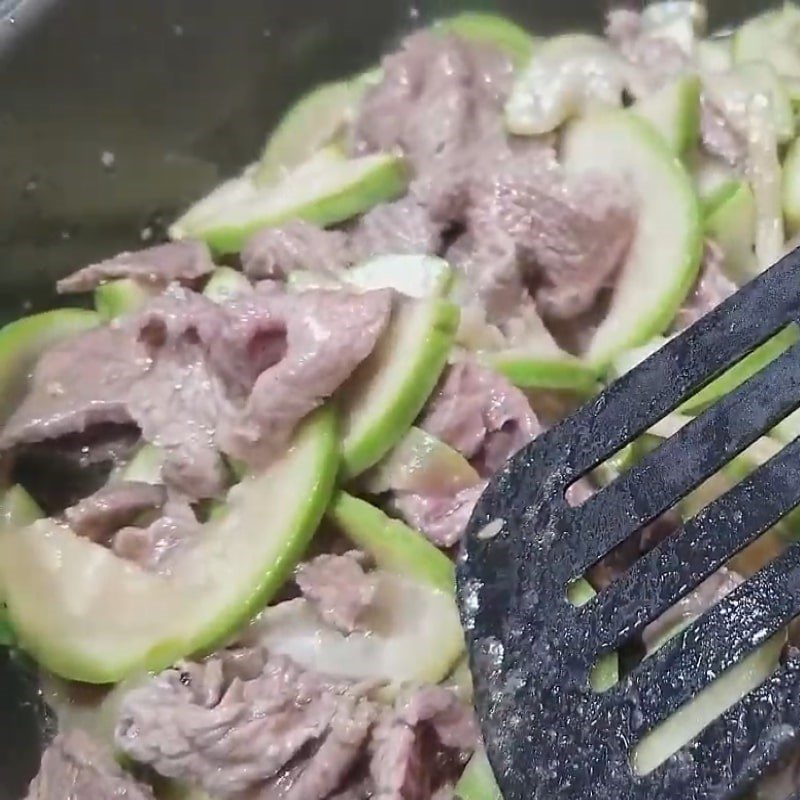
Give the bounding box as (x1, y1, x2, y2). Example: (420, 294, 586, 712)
(456, 749, 502, 800)
(486, 308, 600, 391)
(95, 279, 156, 320)
(506, 34, 627, 135)
(202, 266, 251, 303)
(633, 74, 701, 155)
(0, 485, 42, 531)
(247, 569, 464, 694)
(0, 409, 338, 682)
(0, 309, 100, 424)
(254, 78, 370, 186)
(338, 297, 459, 479)
(704, 179, 757, 282)
(561, 111, 703, 367)
(782, 135, 800, 236)
(678, 326, 799, 415)
(348, 254, 454, 298)
(435, 12, 535, 66)
(632, 632, 783, 775)
(359, 426, 480, 497)
(733, 3, 800, 82)
(171, 148, 407, 255)
(328, 492, 456, 592)
(289, 254, 454, 298)
(119, 444, 166, 484)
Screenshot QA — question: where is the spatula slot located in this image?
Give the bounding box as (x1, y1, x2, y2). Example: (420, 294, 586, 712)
(566, 342, 800, 587)
(630, 630, 785, 776)
(585, 435, 800, 656)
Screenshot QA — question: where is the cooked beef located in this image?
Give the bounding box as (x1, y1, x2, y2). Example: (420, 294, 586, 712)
(642, 567, 743, 653)
(673, 240, 735, 330)
(419, 361, 541, 478)
(347, 198, 445, 263)
(700, 96, 747, 167)
(57, 240, 215, 295)
(214, 285, 392, 467)
(391, 482, 487, 548)
(64, 481, 166, 542)
(112, 496, 201, 570)
(0, 292, 231, 499)
(444, 230, 524, 326)
(1, 285, 391, 496)
(370, 686, 477, 800)
(26, 730, 155, 800)
(350, 29, 636, 341)
(605, 8, 690, 94)
(296, 552, 377, 634)
(115, 647, 378, 800)
(242, 221, 353, 281)
(351, 32, 513, 185)
(467, 149, 635, 322)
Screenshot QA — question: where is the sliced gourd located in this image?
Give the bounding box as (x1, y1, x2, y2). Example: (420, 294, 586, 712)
(0, 409, 338, 683)
(704, 179, 757, 281)
(456, 749, 502, 800)
(338, 297, 459, 480)
(632, 632, 784, 775)
(733, 3, 800, 82)
(169, 164, 259, 240)
(442, 656, 473, 704)
(171, 147, 407, 255)
(505, 34, 627, 135)
(202, 266, 251, 303)
(490, 351, 598, 392)
(119, 444, 166, 484)
(633, 74, 701, 155)
(696, 38, 734, 74)
(701, 179, 740, 219)
(485, 308, 600, 392)
(348, 254, 453, 298)
(286, 271, 344, 293)
(0, 610, 12, 646)
(678, 325, 798, 415)
(434, 12, 535, 67)
(565, 578, 619, 692)
(610, 336, 670, 381)
(0, 309, 100, 424)
(328, 492, 456, 593)
(360, 426, 480, 497)
(690, 153, 738, 210)
(0, 485, 42, 530)
(0, 485, 42, 608)
(782, 135, 800, 236)
(290, 255, 454, 299)
(247, 569, 464, 695)
(95, 279, 156, 321)
(561, 111, 703, 367)
(253, 78, 370, 186)
(750, 115, 785, 270)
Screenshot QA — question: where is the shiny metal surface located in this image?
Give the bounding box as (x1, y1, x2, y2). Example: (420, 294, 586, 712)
(0, 0, 768, 797)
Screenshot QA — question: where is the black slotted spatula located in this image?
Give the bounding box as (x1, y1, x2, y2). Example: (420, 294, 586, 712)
(458, 246, 800, 800)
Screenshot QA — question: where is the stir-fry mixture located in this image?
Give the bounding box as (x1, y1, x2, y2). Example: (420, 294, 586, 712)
(7, 3, 800, 798)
